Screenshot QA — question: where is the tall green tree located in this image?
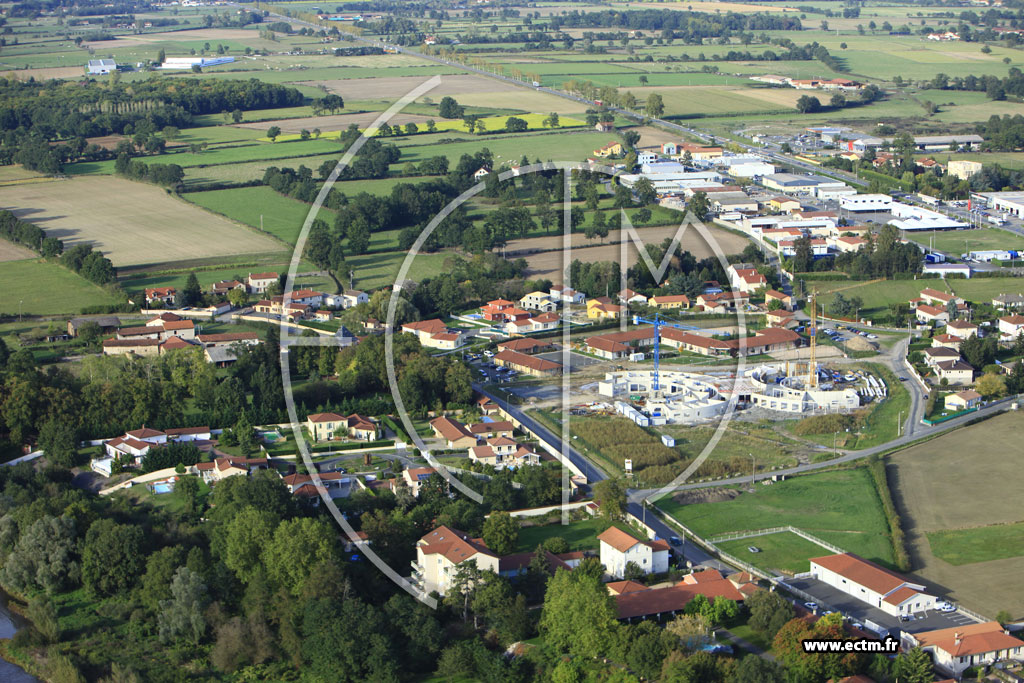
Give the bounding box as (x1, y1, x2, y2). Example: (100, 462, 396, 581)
(540, 564, 618, 658)
(82, 519, 145, 597)
(158, 567, 207, 644)
(481, 511, 519, 555)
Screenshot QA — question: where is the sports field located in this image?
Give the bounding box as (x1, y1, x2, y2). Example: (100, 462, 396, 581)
(888, 412, 1024, 617)
(904, 227, 1024, 255)
(0, 259, 120, 316)
(657, 467, 896, 566)
(1, 176, 284, 267)
(715, 531, 835, 575)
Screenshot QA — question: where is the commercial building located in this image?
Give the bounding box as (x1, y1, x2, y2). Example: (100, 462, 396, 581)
(889, 202, 968, 231)
(839, 194, 893, 212)
(762, 173, 848, 194)
(972, 191, 1024, 218)
(809, 553, 939, 618)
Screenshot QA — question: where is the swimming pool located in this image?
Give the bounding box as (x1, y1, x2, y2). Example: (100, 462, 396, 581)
(151, 482, 173, 494)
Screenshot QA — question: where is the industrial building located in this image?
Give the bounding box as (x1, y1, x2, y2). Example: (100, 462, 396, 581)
(839, 194, 893, 212)
(602, 372, 729, 425)
(889, 202, 968, 231)
(761, 173, 848, 194)
(86, 59, 117, 74)
(158, 56, 236, 69)
(972, 191, 1024, 218)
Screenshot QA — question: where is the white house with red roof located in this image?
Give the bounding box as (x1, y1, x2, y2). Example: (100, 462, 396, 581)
(401, 319, 466, 350)
(809, 553, 938, 617)
(728, 265, 768, 294)
(402, 466, 438, 496)
(598, 526, 670, 579)
(549, 285, 586, 305)
(998, 314, 1024, 339)
(903, 621, 1024, 677)
(145, 287, 176, 306)
(305, 412, 379, 442)
(414, 526, 500, 595)
(247, 272, 278, 293)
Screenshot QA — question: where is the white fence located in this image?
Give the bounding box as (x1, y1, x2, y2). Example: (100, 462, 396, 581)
(708, 525, 846, 555)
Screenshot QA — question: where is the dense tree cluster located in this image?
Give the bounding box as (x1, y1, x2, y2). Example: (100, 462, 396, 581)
(0, 77, 303, 141)
(0, 210, 62, 257)
(547, 8, 802, 37)
(59, 244, 117, 286)
(114, 153, 184, 187)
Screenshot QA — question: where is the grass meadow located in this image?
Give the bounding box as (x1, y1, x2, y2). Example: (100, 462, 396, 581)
(715, 531, 834, 575)
(0, 259, 120, 316)
(657, 467, 897, 567)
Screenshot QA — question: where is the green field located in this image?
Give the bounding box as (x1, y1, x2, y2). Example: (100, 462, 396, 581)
(716, 531, 833, 575)
(183, 186, 333, 245)
(926, 522, 1024, 566)
(516, 516, 637, 554)
(0, 259, 120, 316)
(657, 467, 896, 567)
(65, 138, 346, 175)
(815, 276, 1024, 318)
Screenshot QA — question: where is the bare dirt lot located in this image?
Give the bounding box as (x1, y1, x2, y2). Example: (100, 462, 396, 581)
(1, 176, 284, 267)
(889, 412, 1024, 617)
(0, 66, 85, 80)
(306, 74, 521, 101)
(506, 223, 750, 279)
(0, 238, 37, 262)
(233, 111, 436, 134)
(454, 89, 588, 116)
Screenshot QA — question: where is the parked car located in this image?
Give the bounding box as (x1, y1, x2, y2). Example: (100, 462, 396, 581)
(804, 602, 818, 610)
(670, 536, 682, 546)
(938, 602, 956, 612)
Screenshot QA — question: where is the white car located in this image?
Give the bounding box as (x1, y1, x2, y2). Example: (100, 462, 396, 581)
(938, 602, 956, 612)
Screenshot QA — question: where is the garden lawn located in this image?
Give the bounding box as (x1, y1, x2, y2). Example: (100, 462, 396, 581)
(516, 517, 637, 553)
(657, 467, 897, 567)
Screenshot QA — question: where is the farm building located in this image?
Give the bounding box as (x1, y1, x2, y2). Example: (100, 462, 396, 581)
(86, 59, 117, 74)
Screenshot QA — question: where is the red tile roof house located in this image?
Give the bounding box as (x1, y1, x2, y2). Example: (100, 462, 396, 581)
(428, 416, 478, 448)
(902, 621, 1024, 678)
(598, 526, 670, 579)
(305, 412, 379, 442)
(145, 286, 176, 306)
(614, 572, 745, 621)
(247, 272, 279, 293)
(809, 553, 939, 618)
(413, 526, 500, 596)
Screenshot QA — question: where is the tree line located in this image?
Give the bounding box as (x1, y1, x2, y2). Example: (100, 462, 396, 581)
(0, 77, 304, 142)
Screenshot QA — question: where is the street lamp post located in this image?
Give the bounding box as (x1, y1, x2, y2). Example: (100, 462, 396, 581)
(748, 453, 756, 491)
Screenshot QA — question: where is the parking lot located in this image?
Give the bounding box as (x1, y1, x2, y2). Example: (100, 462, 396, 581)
(534, 350, 603, 373)
(783, 576, 980, 637)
